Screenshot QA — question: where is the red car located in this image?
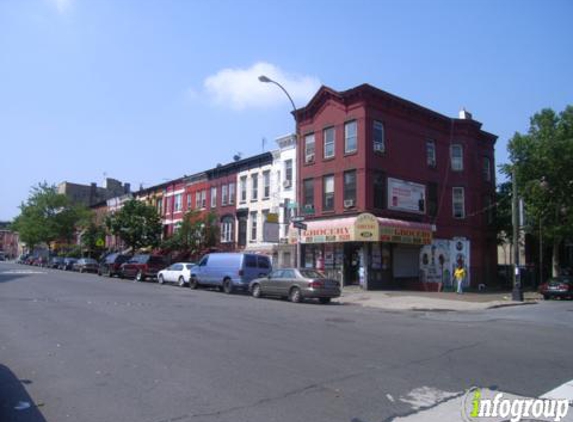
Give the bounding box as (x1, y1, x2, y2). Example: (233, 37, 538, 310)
(539, 276, 573, 300)
(119, 254, 167, 282)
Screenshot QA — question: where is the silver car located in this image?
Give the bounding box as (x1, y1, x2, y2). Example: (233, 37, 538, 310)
(249, 268, 341, 304)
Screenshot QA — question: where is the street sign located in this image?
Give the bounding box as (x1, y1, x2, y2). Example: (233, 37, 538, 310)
(266, 213, 279, 223)
(293, 222, 307, 230)
(287, 202, 298, 209)
(291, 216, 305, 223)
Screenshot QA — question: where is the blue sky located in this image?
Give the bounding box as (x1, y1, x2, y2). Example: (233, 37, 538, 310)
(1, 0, 572, 220)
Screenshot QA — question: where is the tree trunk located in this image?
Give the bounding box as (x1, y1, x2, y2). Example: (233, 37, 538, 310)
(552, 240, 560, 277)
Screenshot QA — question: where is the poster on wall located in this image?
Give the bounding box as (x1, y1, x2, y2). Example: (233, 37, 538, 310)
(419, 240, 451, 285)
(450, 238, 471, 287)
(387, 177, 426, 214)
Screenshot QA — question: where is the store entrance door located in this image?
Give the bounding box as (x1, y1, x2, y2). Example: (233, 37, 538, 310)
(343, 243, 362, 286)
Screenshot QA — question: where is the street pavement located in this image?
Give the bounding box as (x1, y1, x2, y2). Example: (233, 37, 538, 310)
(1, 261, 572, 422)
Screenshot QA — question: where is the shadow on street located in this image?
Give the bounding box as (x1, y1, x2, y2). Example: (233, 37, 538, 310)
(0, 364, 47, 422)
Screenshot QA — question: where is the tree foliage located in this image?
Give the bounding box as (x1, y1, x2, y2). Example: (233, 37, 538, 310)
(80, 221, 107, 258)
(12, 182, 90, 250)
(504, 106, 573, 274)
(105, 199, 162, 251)
(161, 209, 219, 256)
(493, 181, 513, 246)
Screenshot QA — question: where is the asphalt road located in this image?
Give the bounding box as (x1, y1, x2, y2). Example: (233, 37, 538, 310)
(1, 261, 572, 422)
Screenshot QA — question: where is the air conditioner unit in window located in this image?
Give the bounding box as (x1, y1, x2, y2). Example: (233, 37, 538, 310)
(374, 143, 384, 153)
(305, 153, 315, 163)
(283, 180, 291, 188)
(344, 199, 355, 208)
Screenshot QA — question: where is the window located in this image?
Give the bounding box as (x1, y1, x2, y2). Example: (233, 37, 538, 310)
(343, 170, 357, 206)
(229, 182, 236, 205)
(428, 182, 438, 217)
(165, 197, 171, 214)
(220, 216, 234, 243)
(195, 191, 201, 209)
(373, 120, 385, 153)
(174, 193, 182, 212)
(345, 120, 357, 154)
(483, 157, 491, 182)
(426, 140, 436, 167)
(323, 175, 335, 211)
(303, 178, 314, 214)
(186, 193, 192, 210)
(263, 171, 270, 198)
(304, 133, 315, 163)
(323, 127, 335, 159)
(156, 198, 163, 215)
(250, 211, 258, 242)
(240, 176, 247, 203)
(251, 174, 258, 200)
(451, 144, 463, 171)
(245, 255, 257, 268)
(201, 190, 206, 208)
(221, 184, 228, 206)
(484, 195, 494, 225)
(452, 187, 465, 218)
(210, 187, 217, 208)
(284, 160, 293, 188)
(257, 256, 270, 269)
(373, 172, 385, 209)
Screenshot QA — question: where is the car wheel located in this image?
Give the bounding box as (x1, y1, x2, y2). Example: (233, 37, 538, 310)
(319, 297, 331, 305)
(136, 271, 144, 282)
(158, 274, 164, 284)
(79, 268, 84, 274)
(223, 278, 234, 294)
(178, 276, 186, 287)
(189, 277, 199, 289)
(289, 287, 302, 303)
(252, 283, 262, 298)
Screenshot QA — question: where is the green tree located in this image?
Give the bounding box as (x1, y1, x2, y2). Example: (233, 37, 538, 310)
(80, 221, 107, 258)
(161, 209, 219, 256)
(105, 199, 162, 251)
(505, 106, 573, 276)
(12, 182, 90, 250)
(494, 181, 513, 246)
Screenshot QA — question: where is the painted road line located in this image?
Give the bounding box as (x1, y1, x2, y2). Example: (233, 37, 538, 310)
(541, 379, 573, 401)
(1, 270, 47, 274)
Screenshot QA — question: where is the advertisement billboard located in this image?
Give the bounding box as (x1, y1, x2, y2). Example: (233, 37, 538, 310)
(387, 177, 426, 214)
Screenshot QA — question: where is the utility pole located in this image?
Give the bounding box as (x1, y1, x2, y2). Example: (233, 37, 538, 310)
(512, 168, 524, 301)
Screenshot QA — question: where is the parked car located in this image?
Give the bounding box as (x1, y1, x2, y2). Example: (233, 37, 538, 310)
(249, 268, 341, 304)
(539, 276, 573, 300)
(157, 262, 195, 287)
(48, 257, 65, 269)
(98, 253, 132, 277)
(61, 258, 78, 271)
(190, 253, 272, 293)
(119, 254, 167, 281)
(17, 254, 30, 264)
(72, 258, 99, 273)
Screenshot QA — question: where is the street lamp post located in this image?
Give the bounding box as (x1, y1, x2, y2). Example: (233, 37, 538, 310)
(258, 75, 302, 268)
(512, 168, 524, 301)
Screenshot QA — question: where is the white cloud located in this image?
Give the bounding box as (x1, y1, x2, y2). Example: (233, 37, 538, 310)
(47, 0, 74, 14)
(203, 62, 321, 110)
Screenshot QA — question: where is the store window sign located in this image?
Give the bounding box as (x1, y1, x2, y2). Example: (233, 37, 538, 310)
(354, 213, 379, 241)
(387, 177, 426, 214)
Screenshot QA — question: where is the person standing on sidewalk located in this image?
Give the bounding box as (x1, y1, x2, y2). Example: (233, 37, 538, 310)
(454, 264, 466, 294)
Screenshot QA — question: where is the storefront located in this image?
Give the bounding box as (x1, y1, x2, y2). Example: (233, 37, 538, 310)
(291, 213, 433, 290)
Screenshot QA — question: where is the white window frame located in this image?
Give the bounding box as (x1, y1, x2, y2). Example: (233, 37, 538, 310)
(250, 211, 258, 242)
(251, 174, 258, 201)
(452, 187, 465, 219)
(451, 144, 463, 171)
(304, 133, 315, 163)
(210, 187, 217, 208)
(263, 171, 270, 198)
(284, 160, 293, 188)
(323, 175, 335, 211)
(174, 193, 182, 212)
(344, 120, 357, 154)
(201, 190, 206, 209)
(220, 217, 234, 243)
(229, 182, 236, 205)
(195, 191, 201, 209)
(221, 185, 228, 206)
(323, 127, 335, 159)
(240, 177, 247, 203)
(186, 193, 192, 210)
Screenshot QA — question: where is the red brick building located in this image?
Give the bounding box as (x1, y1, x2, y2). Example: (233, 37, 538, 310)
(294, 84, 497, 290)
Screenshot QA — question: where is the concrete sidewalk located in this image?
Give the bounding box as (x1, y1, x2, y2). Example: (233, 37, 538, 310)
(334, 287, 539, 311)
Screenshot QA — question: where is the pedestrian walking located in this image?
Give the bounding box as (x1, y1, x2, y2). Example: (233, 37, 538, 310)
(454, 264, 466, 294)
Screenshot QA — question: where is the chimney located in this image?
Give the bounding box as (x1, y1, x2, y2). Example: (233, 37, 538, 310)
(459, 108, 473, 120)
(124, 183, 131, 193)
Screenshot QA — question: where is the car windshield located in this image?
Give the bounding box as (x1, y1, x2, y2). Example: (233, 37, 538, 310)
(298, 269, 326, 279)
